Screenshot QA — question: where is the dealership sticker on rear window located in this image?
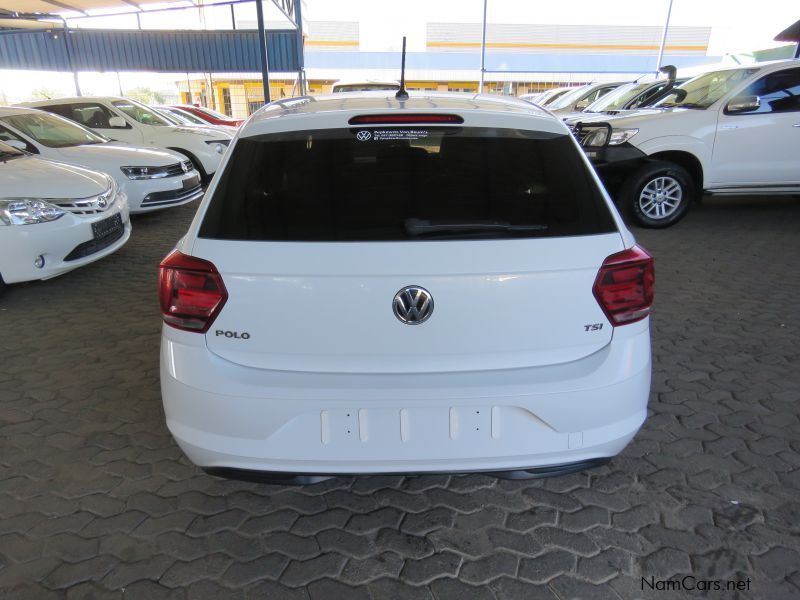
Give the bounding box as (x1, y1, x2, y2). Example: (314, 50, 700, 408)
(356, 129, 429, 141)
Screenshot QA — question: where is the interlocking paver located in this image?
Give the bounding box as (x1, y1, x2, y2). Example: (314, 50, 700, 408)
(1, 197, 799, 598)
(338, 552, 404, 585)
(220, 553, 289, 586)
(518, 550, 576, 584)
(279, 553, 347, 587)
(399, 550, 462, 585)
(459, 552, 518, 585)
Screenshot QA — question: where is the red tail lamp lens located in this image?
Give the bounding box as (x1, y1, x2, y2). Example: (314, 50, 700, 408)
(159, 250, 228, 333)
(593, 245, 654, 325)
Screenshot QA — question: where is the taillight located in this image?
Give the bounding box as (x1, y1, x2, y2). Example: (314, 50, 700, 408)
(348, 114, 464, 125)
(159, 250, 228, 333)
(593, 245, 654, 326)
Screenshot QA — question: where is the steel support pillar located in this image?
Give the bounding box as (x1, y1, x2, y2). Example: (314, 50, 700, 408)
(656, 0, 674, 72)
(479, 0, 487, 92)
(255, 0, 271, 104)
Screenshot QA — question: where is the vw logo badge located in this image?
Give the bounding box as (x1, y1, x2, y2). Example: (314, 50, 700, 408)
(97, 196, 107, 209)
(393, 286, 434, 325)
(356, 130, 372, 142)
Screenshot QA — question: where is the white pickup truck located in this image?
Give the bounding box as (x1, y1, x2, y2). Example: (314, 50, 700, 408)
(571, 59, 800, 228)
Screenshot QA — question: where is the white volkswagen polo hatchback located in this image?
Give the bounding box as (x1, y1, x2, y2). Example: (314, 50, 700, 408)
(159, 93, 654, 483)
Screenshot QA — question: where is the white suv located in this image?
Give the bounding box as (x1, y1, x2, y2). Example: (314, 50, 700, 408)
(23, 97, 233, 182)
(159, 93, 654, 482)
(572, 59, 800, 227)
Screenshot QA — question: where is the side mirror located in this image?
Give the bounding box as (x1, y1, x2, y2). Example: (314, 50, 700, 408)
(575, 99, 589, 110)
(659, 65, 677, 83)
(108, 116, 128, 128)
(726, 95, 760, 113)
(4, 139, 28, 151)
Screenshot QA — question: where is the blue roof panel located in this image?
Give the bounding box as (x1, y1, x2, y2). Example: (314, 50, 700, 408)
(0, 28, 299, 72)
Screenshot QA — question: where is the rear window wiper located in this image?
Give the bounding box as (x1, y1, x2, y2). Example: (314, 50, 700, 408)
(405, 218, 549, 236)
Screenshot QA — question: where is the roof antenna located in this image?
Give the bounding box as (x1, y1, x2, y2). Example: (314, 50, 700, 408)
(396, 36, 409, 100)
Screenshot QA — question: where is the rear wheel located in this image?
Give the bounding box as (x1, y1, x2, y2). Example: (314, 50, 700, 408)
(620, 161, 693, 228)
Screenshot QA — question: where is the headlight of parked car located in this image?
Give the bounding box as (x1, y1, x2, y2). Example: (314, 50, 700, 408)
(582, 127, 639, 147)
(205, 140, 230, 154)
(0, 199, 66, 225)
(120, 166, 171, 180)
(608, 128, 639, 145)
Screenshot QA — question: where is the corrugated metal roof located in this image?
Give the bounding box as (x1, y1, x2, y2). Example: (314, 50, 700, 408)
(0, 0, 212, 15)
(0, 28, 299, 72)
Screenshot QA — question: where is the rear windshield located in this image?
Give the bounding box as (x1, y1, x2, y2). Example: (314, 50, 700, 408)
(199, 126, 616, 241)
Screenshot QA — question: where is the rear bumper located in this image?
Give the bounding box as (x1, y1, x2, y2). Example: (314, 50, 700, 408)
(203, 458, 612, 484)
(160, 321, 651, 475)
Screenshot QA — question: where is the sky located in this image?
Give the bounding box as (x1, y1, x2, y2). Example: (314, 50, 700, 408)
(0, 0, 797, 103)
(302, 0, 798, 56)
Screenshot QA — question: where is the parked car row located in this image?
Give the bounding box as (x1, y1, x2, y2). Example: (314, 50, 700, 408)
(569, 59, 800, 228)
(520, 60, 800, 228)
(0, 96, 243, 291)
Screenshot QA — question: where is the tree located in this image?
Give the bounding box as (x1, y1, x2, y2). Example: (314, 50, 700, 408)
(30, 88, 60, 100)
(125, 87, 166, 104)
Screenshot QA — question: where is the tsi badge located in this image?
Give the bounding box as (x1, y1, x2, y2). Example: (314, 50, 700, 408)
(215, 330, 250, 340)
(393, 286, 434, 325)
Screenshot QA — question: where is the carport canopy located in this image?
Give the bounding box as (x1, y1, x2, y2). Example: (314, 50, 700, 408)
(0, 0, 304, 102)
(0, 0, 251, 17)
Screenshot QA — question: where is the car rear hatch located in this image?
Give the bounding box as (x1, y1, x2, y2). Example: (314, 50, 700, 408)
(189, 116, 624, 373)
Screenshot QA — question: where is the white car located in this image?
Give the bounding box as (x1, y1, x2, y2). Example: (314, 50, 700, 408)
(0, 107, 203, 213)
(153, 106, 238, 136)
(331, 79, 400, 93)
(571, 59, 800, 227)
(546, 81, 626, 115)
(159, 92, 654, 483)
(525, 86, 573, 107)
(0, 141, 130, 290)
(22, 97, 233, 182)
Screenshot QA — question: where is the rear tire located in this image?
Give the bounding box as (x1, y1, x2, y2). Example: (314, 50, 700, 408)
(619, 161, 693, 229)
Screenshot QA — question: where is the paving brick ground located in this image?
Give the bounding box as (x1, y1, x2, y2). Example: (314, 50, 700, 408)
(1, 196, 799, 599)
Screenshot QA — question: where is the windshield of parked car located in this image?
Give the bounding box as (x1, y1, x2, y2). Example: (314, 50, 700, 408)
(654, 68, 759, 109)
(584, 82, 653, 112)
(537, 89, 568, 106)
(0, 111, 108, 148)
(194, 106, 234, 120)
(155, 109, 184, 125)
(546, 86, 590, 110)
(199, 126, 617, 241)
(112, 99, 172, 126)
(167, 108, 206, 125)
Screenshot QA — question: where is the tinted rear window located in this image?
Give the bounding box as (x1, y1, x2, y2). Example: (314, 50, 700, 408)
(199, 126, 616, 241)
